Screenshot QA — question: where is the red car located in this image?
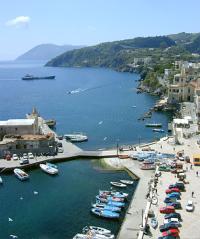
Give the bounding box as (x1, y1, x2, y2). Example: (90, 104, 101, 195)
(162, 228, 179, 237)
(160, 206, 175, 214)
(166, 188, 180, 194)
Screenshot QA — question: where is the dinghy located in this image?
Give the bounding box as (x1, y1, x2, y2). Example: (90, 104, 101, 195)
(91, 208, 120, 219)
(92, 203, 121, 212)
(110, 182, 127, 188)
(120, 180, 133, 185)
(99, 190, 128, 198)
(40, 164, 58, 175)
(82, 226, 111, 236)
(14, 169, 29, 181)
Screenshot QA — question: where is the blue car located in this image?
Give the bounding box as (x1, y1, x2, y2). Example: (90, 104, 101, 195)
(167, 193, 181, 200)
(164, 197, 177, 204)
(164, 213, 181, 220)
(166, 202, 181, 209)
(159, 223, 179, 232)
(158, 236, 178, 239)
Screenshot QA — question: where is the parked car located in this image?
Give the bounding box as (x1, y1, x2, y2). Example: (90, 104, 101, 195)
(186, 200, 194, 212)
(158, 236, 179, 239)
(12, 154, 19, 160)
(160, 223, 179, 232)
(162, 228, 179, 237)
(166, 188, 180, 194)
(164, 218, 180, 225)
(166, 202, 181, 209)
(164, 197, 177, 204)
(20, 158, 29, 165)
(160, 206, 175, 214)
(23, 153, 28, 160)
(28, 152, 34, 159)
(58, 147, 64, 153)
(169, 182, 185, 191)
(57, 142, 63, 148)
(164, 213, 181, 220)
(167, 193, 181, 199)
(57, 135, 63, 140)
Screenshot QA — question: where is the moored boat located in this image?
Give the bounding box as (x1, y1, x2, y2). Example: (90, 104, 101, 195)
(45, 119, 56, 128)
(92, 203, 121, 212)
(40, 164, 58, 175)
(96, 197, 125, 207)
(99, 190, 128, 198)
(91, 208, 120, 219)
(64, 133, 88, 142)
(152, 128, 165, 133)
(82, 226, 112, 236)
(110, 182, 127, 188)
(145, 123, 162, 127)
(46, 162, 57, 169)
(120, 180, 133, 185)
(0, 176, 3, 184)
(14, 168, 29, 181)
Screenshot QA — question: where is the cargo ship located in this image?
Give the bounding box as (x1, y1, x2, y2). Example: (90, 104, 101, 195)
(22, 74, 55, 80)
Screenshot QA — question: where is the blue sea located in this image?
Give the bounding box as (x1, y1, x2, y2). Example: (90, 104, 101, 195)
(0, 61, 171, 239)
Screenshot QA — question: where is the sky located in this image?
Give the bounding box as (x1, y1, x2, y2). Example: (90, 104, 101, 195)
(0, 0, 200, 60)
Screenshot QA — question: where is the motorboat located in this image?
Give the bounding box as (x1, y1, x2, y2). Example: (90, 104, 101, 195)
(0, 176, 3, 184)
(145, 123, 162, 127)
(99, 190, 128, 198)
(22, 74, 55, 80)
(91, 208, 120, 219)
(64, 133, 88, 142)
(82, 226, 111, 236)
(45, 119, 56, 128)
(14, 169, 29, 181)
(120, 180, 133, 185)
(92, 203, 121, 212)
(110, 182, 127, 188)
(152, 128, 165, 133)
(46, 162, 57, 169)
(96, 197, 125, 207)
(73, 233, 114, 239)
(39, 164, 58, 175)
(98, 194, 124, 202)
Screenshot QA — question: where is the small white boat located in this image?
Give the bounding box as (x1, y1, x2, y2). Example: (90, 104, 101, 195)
(64, 133, 88, 142)
(120, 180, 133, 185)
(152, 128, 165, 133)
(0, 176, 3, 184)
(73, 233, 114, 239)
(110, 182, 127, 188)
(14, 169, 29, 181)
(145, 123, 162, 127)
(83, 226, 111, 236)
(40, 164, 58, 175)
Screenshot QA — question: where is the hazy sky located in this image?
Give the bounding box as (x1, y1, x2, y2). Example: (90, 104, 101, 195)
(0, 0, 200, 60)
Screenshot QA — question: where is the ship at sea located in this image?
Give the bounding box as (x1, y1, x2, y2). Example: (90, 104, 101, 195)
(22, 74, 55, 80)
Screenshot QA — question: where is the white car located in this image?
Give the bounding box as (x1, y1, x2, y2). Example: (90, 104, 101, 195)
(12, 154, 19, 160)
(58, 148, 64, 153)
(164, 217, 179, 224)
(28, 152, 34, 159)
(186, 200, 194, 212)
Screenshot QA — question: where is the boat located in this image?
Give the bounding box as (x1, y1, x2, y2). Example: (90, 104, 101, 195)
(145, 123, 162, 127)
(13, 169, 29, 181)
(73, 233, 114, 239)
(152, 128, 165, 133)
(110, 182, 127, 188)
(64, 133, 88, 142)
(82, 226, 112, 236)
(91, 208, 120, 219)
(45, 119, 56, 128)
(46, 162, 57, 169)
(99, 190, 128, 198)
(39, 164, 58, 175)
(96, 197, 125, 207)
(22, 74, 55, 80)
(0, 176, 3, 184)
(92, 203, 121, 212)
(120, 180, 133, 185)
(96, 195, 124, 203)
(150, 217, 158, 229)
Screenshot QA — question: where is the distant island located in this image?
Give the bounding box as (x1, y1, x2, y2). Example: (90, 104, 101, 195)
(16, 44, 85, 61)
(46, 32, 200, 93)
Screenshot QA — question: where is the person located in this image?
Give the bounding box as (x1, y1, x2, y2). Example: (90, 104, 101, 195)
(186, 166, 188, 171)
(196, 171, 199, 177)
(192, 191, 194, 198)
(190, 164, 193, 170)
